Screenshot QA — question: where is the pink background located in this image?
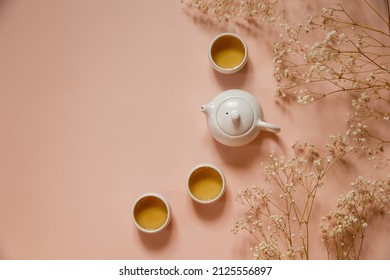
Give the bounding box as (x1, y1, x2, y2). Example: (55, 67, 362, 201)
(0, 0, 389, 259)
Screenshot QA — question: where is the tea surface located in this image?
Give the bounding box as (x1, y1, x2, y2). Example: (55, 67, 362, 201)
(189, 167, 223, 201)
(134, 196, 168, 230)
(211, 36, 245, 69)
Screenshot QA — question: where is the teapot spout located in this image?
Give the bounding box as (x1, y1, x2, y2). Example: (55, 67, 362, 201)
(200, 104, 211, 115)
(257, 120, 281, 133)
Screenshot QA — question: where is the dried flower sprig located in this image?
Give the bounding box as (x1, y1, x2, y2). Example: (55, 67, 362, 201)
(274, 0, 390, 165)
(232, 135, 351, 259)
(181, 0, 282, 23)
(320, 176, 390, 259)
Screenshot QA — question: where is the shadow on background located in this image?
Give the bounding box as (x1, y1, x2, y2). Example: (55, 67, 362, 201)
(212, 60, 250, 90)
(0, 0, 10, 22)
(213, 130, 283, 168)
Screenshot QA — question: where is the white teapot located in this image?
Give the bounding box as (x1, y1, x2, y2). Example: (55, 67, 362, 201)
(201, 89, 280, 147)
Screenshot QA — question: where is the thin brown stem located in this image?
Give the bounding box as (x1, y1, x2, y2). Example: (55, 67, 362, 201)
(364, 0, 390, 26)
(386, 0, 390, 35)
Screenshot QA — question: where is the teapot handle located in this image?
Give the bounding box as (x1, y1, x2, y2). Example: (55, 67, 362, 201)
(257, 120, 281, 133)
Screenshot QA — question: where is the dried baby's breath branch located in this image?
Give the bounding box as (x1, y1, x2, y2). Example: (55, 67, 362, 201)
(274, 0, 390, 165)
(181, 0, 283, 23)
(232, 135, 351, 259)
(320, 176, 390, 259)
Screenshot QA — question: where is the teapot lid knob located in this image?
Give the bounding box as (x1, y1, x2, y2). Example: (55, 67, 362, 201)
(216, 97, 254, 136)
(230, 111, 240, 122)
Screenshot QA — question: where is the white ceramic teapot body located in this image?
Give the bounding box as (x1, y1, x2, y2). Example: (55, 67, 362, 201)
(201, 89, 280, 147)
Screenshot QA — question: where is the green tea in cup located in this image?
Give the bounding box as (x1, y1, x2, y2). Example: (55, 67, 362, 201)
(187, 164, 225, 204)
(209, 33, 248, 74)
(132, 193, 171, 233)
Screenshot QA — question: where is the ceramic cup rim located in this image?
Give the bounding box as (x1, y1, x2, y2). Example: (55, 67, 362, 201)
(132, 192, 171, 233)
(186, 163, 226, 204)
(208, 32, 248, 74)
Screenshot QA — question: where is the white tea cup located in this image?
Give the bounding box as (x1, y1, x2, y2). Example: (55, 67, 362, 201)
(132, 192, 171, 233)
(187, 164, 226, 204)
(209, 32, 248, 74)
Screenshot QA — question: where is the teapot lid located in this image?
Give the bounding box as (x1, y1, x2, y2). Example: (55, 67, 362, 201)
(216, 97, 254, 136)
